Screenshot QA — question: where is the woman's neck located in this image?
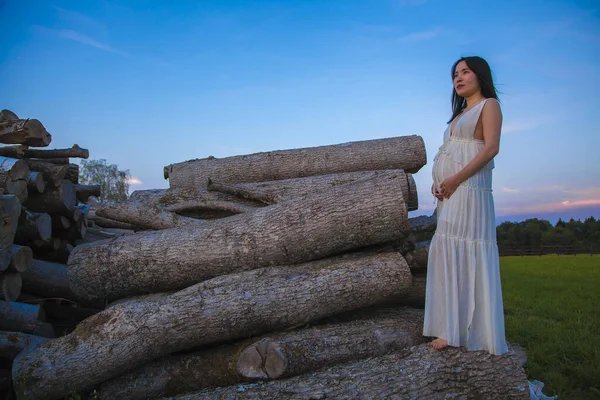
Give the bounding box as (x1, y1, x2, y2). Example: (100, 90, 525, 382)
(464, 92, 485, 108)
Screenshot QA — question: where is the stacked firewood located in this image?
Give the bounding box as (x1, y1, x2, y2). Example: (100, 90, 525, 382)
(3, 133, 529, 399)
(0, 109, 104, 362)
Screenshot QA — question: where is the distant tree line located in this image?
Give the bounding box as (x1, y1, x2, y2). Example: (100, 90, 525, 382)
(496, 217, 600, 255)
(415, 216, 600, 255)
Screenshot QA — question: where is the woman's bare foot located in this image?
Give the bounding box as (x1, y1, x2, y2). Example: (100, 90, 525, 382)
(429, 338, 448, 350)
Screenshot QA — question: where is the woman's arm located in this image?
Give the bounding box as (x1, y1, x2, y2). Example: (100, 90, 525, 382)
(438, 99, 502, 199)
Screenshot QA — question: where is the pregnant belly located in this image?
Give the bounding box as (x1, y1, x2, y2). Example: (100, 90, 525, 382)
(432, 154, 461, 191)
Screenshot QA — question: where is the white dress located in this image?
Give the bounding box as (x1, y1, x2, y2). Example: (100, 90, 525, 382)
(423, 98, 509, 355)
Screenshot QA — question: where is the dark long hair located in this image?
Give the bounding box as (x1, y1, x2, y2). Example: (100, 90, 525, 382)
(448, 56, 499, 123)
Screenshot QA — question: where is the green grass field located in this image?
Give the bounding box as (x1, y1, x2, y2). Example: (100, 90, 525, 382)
(501, 255, 600, 400)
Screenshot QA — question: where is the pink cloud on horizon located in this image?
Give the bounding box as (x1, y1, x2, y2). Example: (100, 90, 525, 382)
(497, 198, 600, 216)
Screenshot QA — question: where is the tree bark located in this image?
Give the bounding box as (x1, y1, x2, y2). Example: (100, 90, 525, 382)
(22, 159, 68, 187)
(65, 163, 79, 184)
(90, 215, 138, 230)
(24, 179, 76, 217)
(74, 184, 100, 203)
(0, 195, 21, 271)
(0, 145, 27, 158)
(96, 309, 425, 400)
(0, 249, 9, 273)
(169, 344, 529, 400)
(94, 187, 260, 230)
(208, 169, 418, 211)
(0, 156, 29, 202)
(22, 144, 89, 159)
(8, 245, 32, 273)
(389, 271, 426, 308)
(95, 202, 202, 231)
(0, 109, 19, 122)
(40, 157, 70, 164)
(0, 331, 49, 360)
(13, 251, 412, 400)
(68, 172, 410, 302)
(19, 260, 76, 301)
(14, 211, 52, 244)
(27, 171, 45, 193)
(0, 272, 22, 301)
(0, 300, 41, 333)
(165, 135, 426, 191)
(0, 118, 51, 147)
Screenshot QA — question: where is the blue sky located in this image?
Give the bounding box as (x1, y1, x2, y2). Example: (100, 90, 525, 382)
(1, 0, 599, 223)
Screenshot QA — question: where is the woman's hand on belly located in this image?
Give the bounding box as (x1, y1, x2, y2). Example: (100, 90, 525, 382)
(439, 174, 461, 199)
(431, 182, 444, 201)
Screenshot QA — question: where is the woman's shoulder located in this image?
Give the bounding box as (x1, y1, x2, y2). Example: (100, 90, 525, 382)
(482, 97, 502, 115)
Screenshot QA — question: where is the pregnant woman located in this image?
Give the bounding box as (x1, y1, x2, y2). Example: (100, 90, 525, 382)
(423, 56, 509, 355)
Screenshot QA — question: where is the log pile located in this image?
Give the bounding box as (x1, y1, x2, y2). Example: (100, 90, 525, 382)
(2, 129, 529, 399)
(0, 109, 108, 398)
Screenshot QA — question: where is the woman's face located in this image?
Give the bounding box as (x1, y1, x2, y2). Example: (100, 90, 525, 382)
(453, 60, 480, 98)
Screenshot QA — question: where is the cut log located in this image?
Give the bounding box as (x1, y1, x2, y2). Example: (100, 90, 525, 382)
(20, 260, 76, 301)
(0, 156, 29, 202)
(24, 179, 76, 217)
(236, 311, 426, 380)
(38, 157, 70, 164)
(96, 308, 425, 400)
(94, 202, 201, 230)
(208, 169, 418, 211)
(406, 173, 418, 211)
(0, 300, 41, 333)
(22, 144, 89, 159)
(94, 187, 261, 230)
(27, 171, 45, 193)
(65, 163, 79, 184)
(14, 251, 412, 400)
(82, 228, 115, 238)
(90, 215, 139, 230)
(0, 331, 49, 360)
(74, 184, 100, 203)
(0, 156, 29, 178)
(170, 344, 529, 400)
(0, 117, 51, 147)
(390, 271, 426, 308)
(14, 211, 52, 244)
(68, 172, 411, 301)
(165, 135, 426, 191)
(22, 159, 68, 187)
(0, 250, 9, 272)
(0, 144, 27, 158)
(0, 195, 21, 270)
(0, 110, 19, 122)
(9, 245, 32, 272)
(0, 272, 22, 301)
